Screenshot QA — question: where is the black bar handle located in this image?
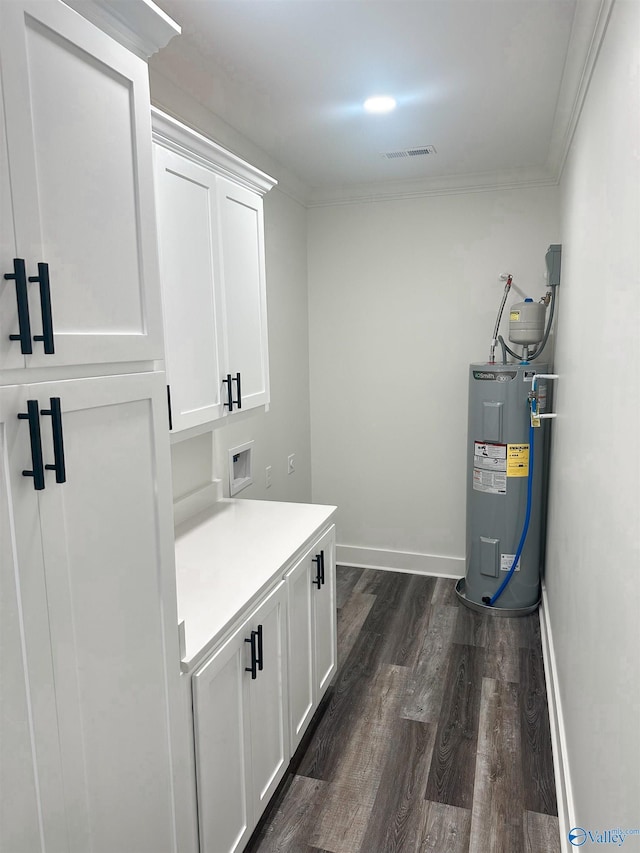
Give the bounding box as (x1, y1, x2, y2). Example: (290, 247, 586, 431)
(17, 400, 45, 490)
(223, 374, 234, 411)
(320, 549, 325, 586)
(41, 397, 66, 484)
(245, 631, 257, 679)
(30, 263, 54, 354)
(312, 554, 322, 589)
(166, 385, 173, 431)
(6, 258, 33, 354)
(255, 624, 263, 672)
(234, 372, 242, 410)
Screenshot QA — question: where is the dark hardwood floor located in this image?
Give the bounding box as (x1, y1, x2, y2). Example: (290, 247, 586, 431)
(245, 568, 560, 853)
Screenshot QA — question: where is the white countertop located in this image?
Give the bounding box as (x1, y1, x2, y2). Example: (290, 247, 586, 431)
(174, 498, 337, 670)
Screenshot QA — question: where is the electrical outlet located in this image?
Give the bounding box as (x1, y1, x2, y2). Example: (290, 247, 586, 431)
(265, 465, 272, 488)
(287, 454, 295, 475)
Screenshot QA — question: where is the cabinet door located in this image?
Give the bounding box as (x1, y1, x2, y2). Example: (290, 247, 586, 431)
(0, 386, 67, 852)
(154, 145, 225, 430)
(313, 526, 337, 697)
(248, 581, 289, 812)
(0, 82, 24, 371)
(192, 623, 254, 853)
(286, 550, 315, 752)
(30, 372, 179, 853)
(0, 0, 163, 368)
(285, 526, 337, 755)
(217, 178, 270, 412)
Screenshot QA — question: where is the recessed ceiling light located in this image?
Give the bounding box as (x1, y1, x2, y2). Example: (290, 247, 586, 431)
(363, 96, 397, 114)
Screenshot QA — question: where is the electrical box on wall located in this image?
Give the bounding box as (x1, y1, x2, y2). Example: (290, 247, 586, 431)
(545, 244, 562, 287)
(228, 441, 254, 496)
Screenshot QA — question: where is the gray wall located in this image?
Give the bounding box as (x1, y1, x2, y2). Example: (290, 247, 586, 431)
(546, 0, 640, 828)
(308, 187, 560, 570)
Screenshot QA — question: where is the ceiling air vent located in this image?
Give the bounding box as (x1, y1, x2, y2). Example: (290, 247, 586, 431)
(381, 145, 437, 160)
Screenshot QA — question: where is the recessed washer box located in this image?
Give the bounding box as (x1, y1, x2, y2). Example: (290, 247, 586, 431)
(229, 441, 254, 496)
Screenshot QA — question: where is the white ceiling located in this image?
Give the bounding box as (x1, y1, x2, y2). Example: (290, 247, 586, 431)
(150, 0, 605, 201)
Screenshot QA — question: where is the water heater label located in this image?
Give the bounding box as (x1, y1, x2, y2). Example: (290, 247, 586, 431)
(507, 444, 529, 477)
(474, 441, 506, 467)
(473, 442, 507, 492)
(501, 554, 521, 572)
(473, 469, 507, 494)
(538, 383, 547, 412)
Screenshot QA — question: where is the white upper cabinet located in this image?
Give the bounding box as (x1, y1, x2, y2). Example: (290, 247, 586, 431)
(152, 109, 276, 434)
(0, 99, 24, 371)
(154, 146, 226, 429)
(217, 178, 270, 413)
(0, 0, 165, 369)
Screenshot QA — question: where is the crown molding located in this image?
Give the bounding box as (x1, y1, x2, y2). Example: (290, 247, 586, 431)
(63, 0, 180, 59)
(546, 0, 616, 181)
(305, 166, 559, 208)
(151, 107, 277, 196)
(144, 0, 610, 209)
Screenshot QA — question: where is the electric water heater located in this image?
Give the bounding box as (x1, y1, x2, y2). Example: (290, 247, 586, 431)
(462, 363, 549, 613)
(456, 244, 561, 615)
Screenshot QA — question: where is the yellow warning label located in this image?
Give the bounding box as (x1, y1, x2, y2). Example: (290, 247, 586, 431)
(507, 443, 529, 476)
(510, 311, 520, 321)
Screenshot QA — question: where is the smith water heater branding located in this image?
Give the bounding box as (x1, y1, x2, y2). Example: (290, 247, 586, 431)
(472, 370, 517, 382)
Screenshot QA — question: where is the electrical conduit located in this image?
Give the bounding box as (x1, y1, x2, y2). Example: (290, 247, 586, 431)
(489, 274, 512, 363)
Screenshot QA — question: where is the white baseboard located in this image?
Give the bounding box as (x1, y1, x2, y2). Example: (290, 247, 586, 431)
(336, 544, 464, 578)
(539, 583, 575, 853)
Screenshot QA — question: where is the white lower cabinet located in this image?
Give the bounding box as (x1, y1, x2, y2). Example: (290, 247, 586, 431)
(186, 521, 336, 853)
(313, 528, 338, 698)
(286, 526, 337, 751)
(0, 385, 66, 852)
(192, 581, 289, 853)
(0, 372, 182, 853)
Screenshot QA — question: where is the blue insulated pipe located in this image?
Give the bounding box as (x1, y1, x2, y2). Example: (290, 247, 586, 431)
(487, 419, 535, 607)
